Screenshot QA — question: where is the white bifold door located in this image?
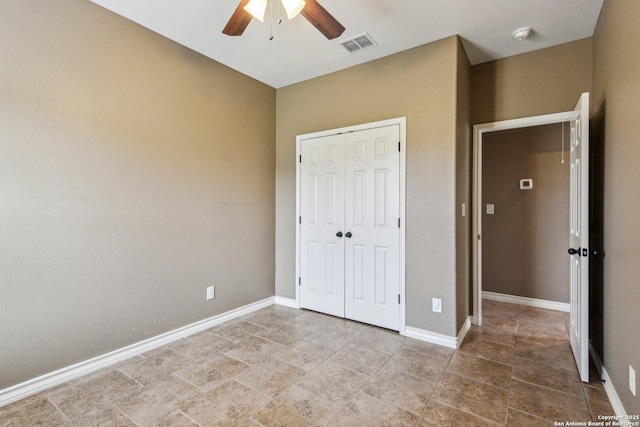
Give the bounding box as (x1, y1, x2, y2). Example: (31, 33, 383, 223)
(300, 124, 401, 330)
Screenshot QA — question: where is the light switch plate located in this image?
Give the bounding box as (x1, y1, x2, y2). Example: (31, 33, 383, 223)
(630, 365, 637, 396)
(432, 298, 442, 314)
(486, 204, 495, 215)
(206, 286, 215, 300)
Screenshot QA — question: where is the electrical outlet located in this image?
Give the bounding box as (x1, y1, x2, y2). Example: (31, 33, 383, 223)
(630, 365, 637, 396)
(206, 286, 215, 300)
(432, 298, 442, 314)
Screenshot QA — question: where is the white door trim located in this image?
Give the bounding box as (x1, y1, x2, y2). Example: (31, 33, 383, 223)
(295, 117, 407, 334)
(472, 111, 575, 325)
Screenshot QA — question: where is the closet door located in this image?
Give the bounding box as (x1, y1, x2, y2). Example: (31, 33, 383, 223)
(299, 134, 345, 317)
(344, 126, 401, 330)
(299, 124, 401, 331)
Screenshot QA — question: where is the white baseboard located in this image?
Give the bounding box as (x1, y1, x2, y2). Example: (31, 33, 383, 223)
(0, 296, 275, 408)
(483, 291, 570, 312)
(274, 296, 299, 309)
(403, 326, 457, 349)
(590, 345, 628, 419)
(601, 366, 628, 418)
(456, 316, 472, 348)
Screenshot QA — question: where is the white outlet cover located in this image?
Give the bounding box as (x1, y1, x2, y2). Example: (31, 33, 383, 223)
(486, 204, 495, 215)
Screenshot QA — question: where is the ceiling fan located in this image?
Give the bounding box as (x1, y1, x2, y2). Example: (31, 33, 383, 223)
(222, 0, 345, 40)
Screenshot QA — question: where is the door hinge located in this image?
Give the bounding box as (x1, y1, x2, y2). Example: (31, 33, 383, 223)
(398, 142, 401, 152)
(299, 216, 301, 224)
(299, 154, 302, 163)
(398, 218, 400, 228)
(478, 234, 481, 240)
(398, 294, 401, 304)
(298, 277, 301, 286)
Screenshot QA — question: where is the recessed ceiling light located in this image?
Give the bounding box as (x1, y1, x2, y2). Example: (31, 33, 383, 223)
(513, 27, 533, 41)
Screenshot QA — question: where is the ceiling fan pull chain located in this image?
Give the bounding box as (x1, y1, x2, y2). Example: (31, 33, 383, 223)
(269, 0, 274, 40)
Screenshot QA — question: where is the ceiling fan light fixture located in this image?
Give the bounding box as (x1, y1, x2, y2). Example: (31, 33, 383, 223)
(244, 0, 268, 22)
(280, 0, 305, 19)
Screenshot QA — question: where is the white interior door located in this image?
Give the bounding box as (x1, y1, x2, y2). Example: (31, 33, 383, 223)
(300, 134, 345, 318)
(344, 127, 400, 330)
(569, 92, 590, 382)
(299, 124, 401, 330)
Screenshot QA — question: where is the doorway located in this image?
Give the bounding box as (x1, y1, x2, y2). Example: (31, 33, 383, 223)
(473, 93, 591, 382)
(481, 123, 570, 306)
(473, 110, 576, 323)
(295, 117, 407, 332)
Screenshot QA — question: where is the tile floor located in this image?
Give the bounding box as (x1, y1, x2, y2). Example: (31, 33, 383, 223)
(0, 299, 615, 426)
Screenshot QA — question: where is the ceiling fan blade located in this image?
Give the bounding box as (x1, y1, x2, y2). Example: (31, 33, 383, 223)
(300, 0, 345, 40)
(223, 0, 253, 36)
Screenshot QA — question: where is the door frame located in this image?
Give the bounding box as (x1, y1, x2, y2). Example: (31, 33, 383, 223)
(472, 111, 575, 325)
(295, 117, 407, 333)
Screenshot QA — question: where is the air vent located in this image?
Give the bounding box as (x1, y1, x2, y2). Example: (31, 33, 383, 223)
(339, 33, 377, 54)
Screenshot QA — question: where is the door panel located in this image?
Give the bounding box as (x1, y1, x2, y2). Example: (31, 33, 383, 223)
(344, 126, 400, 330)
(300, 135, 345, 317)
(375, 246, 388, 305)
(352, 244, 365, 300)
(569, 92, 590, 382)
(375, 169, 388, 226)
(353, 171, 366, 225)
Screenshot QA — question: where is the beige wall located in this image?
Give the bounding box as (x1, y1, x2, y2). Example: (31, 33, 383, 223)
(472, 38, 593, 124)
(592, 0, 640, 414)
(455, 40, 472, 330)
(0, 0, 276, 389)
(482, 124, 570, 303)
(276, 36, 466, 336)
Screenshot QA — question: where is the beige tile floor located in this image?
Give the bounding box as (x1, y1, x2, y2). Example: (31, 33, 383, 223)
(0, 299, 615, 426)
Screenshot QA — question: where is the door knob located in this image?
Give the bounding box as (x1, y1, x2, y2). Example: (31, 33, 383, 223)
(336, 231, 343, 238)
(345, 232, 352, 238)
(568, 248, 580, 255)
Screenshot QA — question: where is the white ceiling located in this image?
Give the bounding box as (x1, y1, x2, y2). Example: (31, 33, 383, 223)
(89, 0, 604, 89)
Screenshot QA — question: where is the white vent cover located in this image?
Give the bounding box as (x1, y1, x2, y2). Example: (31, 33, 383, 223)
(339, 33, 377, 53)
